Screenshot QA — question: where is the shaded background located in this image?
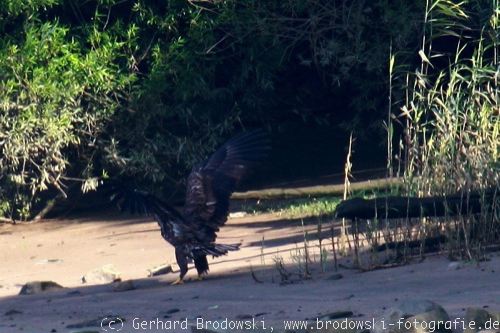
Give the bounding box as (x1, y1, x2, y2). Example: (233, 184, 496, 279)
(0, 0, 494, 217)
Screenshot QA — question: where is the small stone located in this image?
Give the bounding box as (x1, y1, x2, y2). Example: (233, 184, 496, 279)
(157, 309, 179, 318)
(112, 280, 135, 292)
(317, 311, 354, 321)
(373, 300, 449, 333)
(491, 311, 500, 322)
(447, 262, 462, 270)
(328, 273, 344, 280)
(464, 308, 493, 333)
(19, 281, 63, 295)
(404, 308, 451, 333)
(66, 319, 99, 329)
(4, 309, 22, 316)
(399, 299, 446, 316)
(235, 314, 253, 319)
(35, 258, 63, 265)
(82, 264, 120, 284)
(66, 315, 125, 329)
(148, 264, 173, 277)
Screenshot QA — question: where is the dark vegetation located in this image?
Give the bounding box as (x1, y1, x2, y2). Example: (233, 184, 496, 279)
(0, 0, 498, 228)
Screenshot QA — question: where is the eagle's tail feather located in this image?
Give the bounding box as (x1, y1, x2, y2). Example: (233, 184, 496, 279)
(199, 243, 240, 257)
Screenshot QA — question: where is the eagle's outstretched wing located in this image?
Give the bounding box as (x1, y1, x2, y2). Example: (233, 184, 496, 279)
(183, 130, 270, 243)
(110, 187, 187, 245)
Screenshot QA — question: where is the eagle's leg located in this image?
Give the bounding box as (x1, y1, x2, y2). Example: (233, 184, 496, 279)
(172, 247, 189, 285)
(194, 254, 209, 281)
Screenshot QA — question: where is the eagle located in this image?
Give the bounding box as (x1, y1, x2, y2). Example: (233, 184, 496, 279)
(112, 130, 270, 284)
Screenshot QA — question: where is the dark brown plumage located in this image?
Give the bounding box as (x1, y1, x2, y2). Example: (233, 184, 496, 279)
(112, 130, 270, 283)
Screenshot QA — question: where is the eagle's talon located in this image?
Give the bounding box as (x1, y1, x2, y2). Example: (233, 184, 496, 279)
(171, 278, 184, 285)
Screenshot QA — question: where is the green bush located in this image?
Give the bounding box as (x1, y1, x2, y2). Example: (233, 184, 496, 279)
(0, 14, 134, 219)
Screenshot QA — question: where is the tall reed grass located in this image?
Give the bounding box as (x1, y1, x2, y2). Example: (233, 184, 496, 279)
(393, 0, 499, 259)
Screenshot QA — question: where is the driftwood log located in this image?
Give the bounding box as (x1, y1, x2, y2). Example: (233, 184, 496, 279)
(335, 189, 497, 220)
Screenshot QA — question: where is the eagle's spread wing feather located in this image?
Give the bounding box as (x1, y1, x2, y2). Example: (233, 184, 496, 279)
(111, 187, 187, 245)
(183, 130, 270, 243)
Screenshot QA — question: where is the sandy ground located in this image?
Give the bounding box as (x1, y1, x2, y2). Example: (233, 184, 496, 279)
(0, 211, 499, 333)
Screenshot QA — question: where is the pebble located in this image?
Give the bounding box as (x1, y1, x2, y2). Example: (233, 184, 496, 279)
(19, 281, 64, 295)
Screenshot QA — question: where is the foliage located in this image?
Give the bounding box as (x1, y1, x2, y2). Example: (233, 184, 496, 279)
(0, 4, 135, 219)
